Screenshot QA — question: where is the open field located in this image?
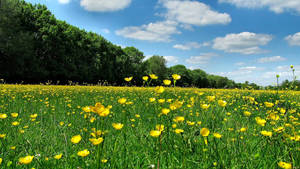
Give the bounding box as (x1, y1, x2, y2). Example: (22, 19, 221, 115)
(0, 84, 299, 168)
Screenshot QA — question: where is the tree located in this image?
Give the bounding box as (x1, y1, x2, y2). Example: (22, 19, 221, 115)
(169, 65, 193, 87)
(144, 55, 168, 85)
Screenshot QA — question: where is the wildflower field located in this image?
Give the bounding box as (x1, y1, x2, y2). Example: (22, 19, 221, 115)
(0, 83, 299, 168)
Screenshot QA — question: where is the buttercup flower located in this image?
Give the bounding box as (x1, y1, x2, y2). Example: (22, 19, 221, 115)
(19, 155, 34, 164)
(112, 123, 124, 130)
(200, 128, 210, 137)
(71, 135, 82, 144)
(77, 149, 90, 157)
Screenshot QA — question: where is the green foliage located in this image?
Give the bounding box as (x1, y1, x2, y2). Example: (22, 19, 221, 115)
(0, 0, 259, 89)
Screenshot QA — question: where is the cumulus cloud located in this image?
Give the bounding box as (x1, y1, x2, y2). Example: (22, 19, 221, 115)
(219, 0, 300, 14)
(116, 0, 231, 42)
(186, 53, 217, 64)
(212, 32, 272, 54)
(285, 32, 300, 46)
(235, 62, 245, 66)
(164, 56, 179, 64)
(173, 42, 204, 50)
(115, 21, 180, 42)
(80, 0, 131, 12)
(257, 56, 286, 63)
(58, 0, 70, 4)
(214, 66, 266, 85)
(101, 29, 110, 34)
(162, 0, 231, 26)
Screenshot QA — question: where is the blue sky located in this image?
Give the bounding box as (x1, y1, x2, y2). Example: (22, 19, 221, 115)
(25, 0, 300, 86)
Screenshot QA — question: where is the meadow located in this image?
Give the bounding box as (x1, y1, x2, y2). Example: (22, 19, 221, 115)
(0, 78, 299, 168)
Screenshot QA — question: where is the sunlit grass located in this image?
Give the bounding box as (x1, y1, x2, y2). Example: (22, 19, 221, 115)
(0, 84, 299, 168)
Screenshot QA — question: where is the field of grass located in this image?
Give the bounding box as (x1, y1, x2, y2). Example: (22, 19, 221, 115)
(0, 84, 299, 168)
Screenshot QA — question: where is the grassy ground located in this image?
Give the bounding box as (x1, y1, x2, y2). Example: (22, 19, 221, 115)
(0, 84, 299, 168)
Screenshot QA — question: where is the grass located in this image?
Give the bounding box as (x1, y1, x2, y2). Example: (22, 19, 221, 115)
(0, 84, 299, 168)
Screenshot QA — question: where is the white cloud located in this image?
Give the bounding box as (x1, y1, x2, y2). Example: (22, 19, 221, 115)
(276, 65, 300, 71)
(257, 56, 286, 63)
(80, 0, 131, 12)
(173, 42, 202, 50)
(235, 62, 245, 66)
(186, 53, 217, 64)
(164, 56, 179, 64)
(115, 21, 180, 42)
(117, 0, 231, 42)
(101, 29, 110, 34)
(219, 0, 300, 14)
(58, 0, 70, 4)
(285, 32, 300, 46)
(162, 0, 231, 26)
(212, 32, 272, 54)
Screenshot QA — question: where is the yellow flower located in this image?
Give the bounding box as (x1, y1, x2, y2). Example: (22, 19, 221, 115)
(261, 130, 272, 137)
(59, 121, 64, 126)
(175, 129, 184, 134)
(54, 153, 62, 160)
(244, 111, 251, 116)
(89, 137, 104, 145)
(187, 121, 195, 126)
(118, 98, 127, 104)
(149, 98, 156, 102)
(200, 128, 210, 137)
(155, 124, 164, 131)
(172, 74, 181, 80)
(124, 77, 133, 82)
(30, 114, 38, 118)
(11, 113, 18, 118)
(19, 155, 34, 165)
(150, 130, 161, 137)
(10, 146, 16, 150)
(112, 123, 124, 130)
(12, 121, 20, 126)
(149, 74, 158, 79)
(163, 80, 171, 85)
(98, 108, 110, 117)
(77, 149, 90, 157)
(213, 133, 222, 138)
(142, 76, 149, 81)
(273, 127, 284, 133)
(269, 113, 279, 121)
(0, 134, 6, 138)
(71, 135, 82, 144)
(172, 124, 177, 128)
(0, 158, 2, 164)
(173, 116, 184, 123)
(155, 86, 165, 94)
(240, 127, 247, 132)
(255, 117, 267, 126)
(280, 108, 286, 114)
(206, 96, 215, 102)
(158, 99, 165, 103)
(101, 159, 108, 163)
(278, 161, 292, 169)
(218, 100, 227, 107)
(264, 102, 274, 108)
(201, 104, 210, 109)
(0, 113, 7, 119)
(161, 108, 170, 115)
(82, 106, 91, 113)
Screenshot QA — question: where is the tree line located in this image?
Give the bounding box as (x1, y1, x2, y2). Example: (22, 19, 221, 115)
(0, 0, 277, 89)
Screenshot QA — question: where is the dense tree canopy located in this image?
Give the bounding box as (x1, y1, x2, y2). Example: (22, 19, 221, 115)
(1, 0, 289, 89)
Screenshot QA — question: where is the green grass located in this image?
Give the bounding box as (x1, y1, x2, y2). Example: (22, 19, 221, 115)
(0, 85, 299, 168)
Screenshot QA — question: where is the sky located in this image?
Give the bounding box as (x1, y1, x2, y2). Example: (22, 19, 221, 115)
(24, 0, 300, 86)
